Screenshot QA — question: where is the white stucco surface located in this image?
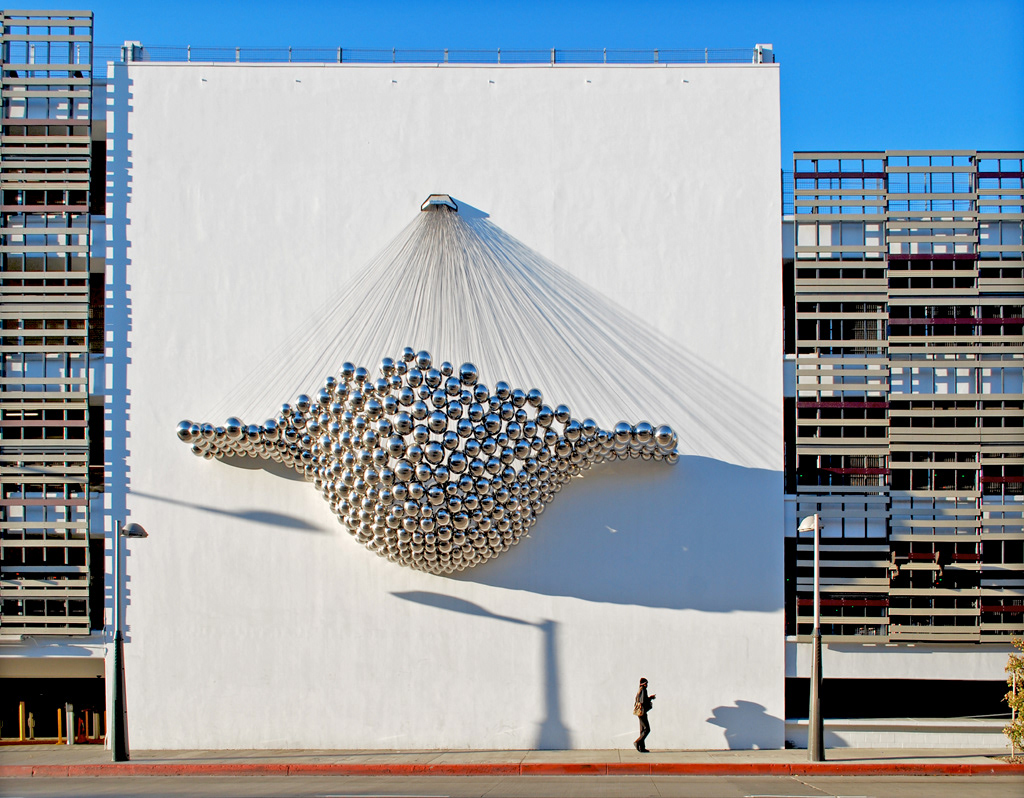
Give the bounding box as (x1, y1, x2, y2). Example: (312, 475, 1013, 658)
(786, 640, 1017, 681)
(107, 62, 785, 749)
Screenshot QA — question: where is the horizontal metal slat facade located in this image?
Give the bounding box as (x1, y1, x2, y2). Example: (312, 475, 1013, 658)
(0, 10, 95, 637)
(789, 149, 1024, 641)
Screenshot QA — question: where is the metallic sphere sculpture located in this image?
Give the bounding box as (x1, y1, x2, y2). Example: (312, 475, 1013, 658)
(177, 349, 678, 574)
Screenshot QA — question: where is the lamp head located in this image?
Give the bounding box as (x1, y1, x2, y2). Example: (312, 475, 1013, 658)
(120, 522, 149, 539)
(797, 515, 823, 533)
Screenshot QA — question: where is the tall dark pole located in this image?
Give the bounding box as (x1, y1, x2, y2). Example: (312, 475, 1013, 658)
(112, 629, 128, 760)
(111, 521, 129, 761)
(808, 513, 824, 761)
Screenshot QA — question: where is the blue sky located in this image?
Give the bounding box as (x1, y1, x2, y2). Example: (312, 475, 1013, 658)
(20, 0, 1024, 165)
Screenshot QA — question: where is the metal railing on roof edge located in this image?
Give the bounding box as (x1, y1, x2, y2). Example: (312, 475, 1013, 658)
(94, 45, 775, 66)
(782, 170, 794, 216)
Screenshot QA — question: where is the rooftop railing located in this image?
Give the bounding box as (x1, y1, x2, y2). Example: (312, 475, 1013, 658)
(93, 44, 774, 66)
(782, 170, 794, 216)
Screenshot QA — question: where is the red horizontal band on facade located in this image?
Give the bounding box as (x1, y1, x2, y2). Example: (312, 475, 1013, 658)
(952, 553, 981, 561)
(981, 605, 1024, 613)
(0, 205, 89, 212)
(979, 476, 1023, 483)
(888, 317, 1020, 325)
(1, 118, 90, 126)
(793, 172, 886, 180)
(795, 401, 890, 409)
(797, 598, 889, 607)
(820, 467, 890, 475)
(0, 420, 87, 427)
(906, 553, 938, 561)
(887, 253, 977, 261)
(0, 497, 86, 506)
(977, 171, 1024, 179)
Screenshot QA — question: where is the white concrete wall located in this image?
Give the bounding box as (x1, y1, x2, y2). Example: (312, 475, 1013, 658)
(786, 640, 1017, 681)
(107, 62, 784, 750)
(785, 719, 1010, 750)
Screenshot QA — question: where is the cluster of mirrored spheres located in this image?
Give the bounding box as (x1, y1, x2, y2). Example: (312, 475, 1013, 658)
(177, 348, 678, 573)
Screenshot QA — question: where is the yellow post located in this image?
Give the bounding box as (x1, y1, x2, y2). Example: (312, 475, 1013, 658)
(56, 707, 63, 744)
(19, 701, 25, 741)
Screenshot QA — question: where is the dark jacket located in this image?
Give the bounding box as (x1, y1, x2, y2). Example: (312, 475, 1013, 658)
(636, 685, 654, 716)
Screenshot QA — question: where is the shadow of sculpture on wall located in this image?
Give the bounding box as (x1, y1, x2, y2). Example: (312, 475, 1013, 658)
(456, 454, 783, 613)
(392, 591, 571, 749)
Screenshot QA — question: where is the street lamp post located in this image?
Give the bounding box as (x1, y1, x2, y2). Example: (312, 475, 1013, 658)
(797, 513, 824, 762)
(111, 521, 147, 762)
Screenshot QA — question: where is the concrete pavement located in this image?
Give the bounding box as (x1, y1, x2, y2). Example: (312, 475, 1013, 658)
(1, 744, 1022, 778)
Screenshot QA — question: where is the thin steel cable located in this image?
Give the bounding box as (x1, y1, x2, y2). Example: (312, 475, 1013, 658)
(198, 209, 776, 466)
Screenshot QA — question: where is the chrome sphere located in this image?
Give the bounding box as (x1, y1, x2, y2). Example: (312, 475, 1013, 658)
(176, 420, 194, 442)
(415, 350, 432, 370)
(459, 362, 478, 385)
(394, 412, 413, 435)
(424, 441, 445, 465)
(225, 417, 243, 440)
(365, 397, 383, 419)
(634, 421, 654, 444)
(394, 460, 414, 482)
(428, 411, 448, 434)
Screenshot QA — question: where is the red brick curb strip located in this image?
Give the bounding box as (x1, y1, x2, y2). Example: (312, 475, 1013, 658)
(1, 762, 1022, 778)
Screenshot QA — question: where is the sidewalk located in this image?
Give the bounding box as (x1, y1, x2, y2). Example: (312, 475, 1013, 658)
(2, 745, 1022, 778)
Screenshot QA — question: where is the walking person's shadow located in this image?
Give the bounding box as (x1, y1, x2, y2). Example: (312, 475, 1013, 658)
(707, 701, 783, 749)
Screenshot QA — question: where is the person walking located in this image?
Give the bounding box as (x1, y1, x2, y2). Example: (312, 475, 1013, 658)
(633, 677, 656, 752)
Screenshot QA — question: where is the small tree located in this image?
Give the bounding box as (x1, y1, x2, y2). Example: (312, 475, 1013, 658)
(1005, 638, 1024, 757)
